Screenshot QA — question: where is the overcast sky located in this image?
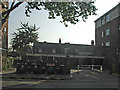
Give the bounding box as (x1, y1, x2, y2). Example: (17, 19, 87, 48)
(8, 0, 120, 47)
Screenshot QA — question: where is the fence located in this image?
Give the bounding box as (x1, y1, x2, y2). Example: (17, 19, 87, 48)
(77, 65, 103, 73)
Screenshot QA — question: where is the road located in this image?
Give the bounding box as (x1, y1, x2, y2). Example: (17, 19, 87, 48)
(1, 70, 119, 89)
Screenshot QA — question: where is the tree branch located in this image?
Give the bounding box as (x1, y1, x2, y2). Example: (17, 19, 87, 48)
(2, 1, 15, 16)
(2, 1, 23, 26)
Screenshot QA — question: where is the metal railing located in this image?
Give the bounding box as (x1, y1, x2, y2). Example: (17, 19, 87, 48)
(77, 65, 103, 73)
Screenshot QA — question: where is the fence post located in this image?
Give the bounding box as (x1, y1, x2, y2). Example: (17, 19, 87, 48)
(100, 66, 103, 73)
(91, 65, 94, 71)
(77, 65, 79, 74)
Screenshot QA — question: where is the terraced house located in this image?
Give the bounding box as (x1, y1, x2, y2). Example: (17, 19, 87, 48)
(25, 40, 104, 69)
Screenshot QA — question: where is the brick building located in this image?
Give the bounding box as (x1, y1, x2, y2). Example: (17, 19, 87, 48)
(95, 3, 120, 72)
(26, 40, 104, 69)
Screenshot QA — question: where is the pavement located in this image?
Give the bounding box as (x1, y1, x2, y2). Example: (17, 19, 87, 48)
(1, 69, 119, 80)
(1, 69, 120, 89)
(2, 73, 72, 80)
(1, 69, 72, 80)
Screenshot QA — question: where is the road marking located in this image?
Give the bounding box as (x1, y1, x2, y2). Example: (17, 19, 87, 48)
(19, 80, 46, 85)
(46, 75, 54, 79)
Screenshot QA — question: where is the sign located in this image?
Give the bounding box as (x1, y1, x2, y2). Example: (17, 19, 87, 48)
(47, 63, 55, 66)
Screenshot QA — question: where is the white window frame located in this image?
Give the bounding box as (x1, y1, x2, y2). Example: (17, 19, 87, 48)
(102, 31, 104, 38)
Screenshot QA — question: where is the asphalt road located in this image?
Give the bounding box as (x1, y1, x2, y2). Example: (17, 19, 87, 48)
(1, 70, 119, 89)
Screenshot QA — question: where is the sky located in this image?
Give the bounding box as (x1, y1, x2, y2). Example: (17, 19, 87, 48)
(8, 0, 120, 47)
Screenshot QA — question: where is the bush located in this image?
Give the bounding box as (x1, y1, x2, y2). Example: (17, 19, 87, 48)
(2, 57, 15, 71)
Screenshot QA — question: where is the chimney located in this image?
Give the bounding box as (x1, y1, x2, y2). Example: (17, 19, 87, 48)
(91, 40, 94, 45)
(59, 38, 61, 44)
(44, 41, 47, 43)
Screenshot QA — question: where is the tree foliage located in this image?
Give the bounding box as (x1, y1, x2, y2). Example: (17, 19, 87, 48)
(1, 1, 97, 27)
(2, 57, 15, 71)
(26, 2, 97, 26)
(11, 22, 39, 56)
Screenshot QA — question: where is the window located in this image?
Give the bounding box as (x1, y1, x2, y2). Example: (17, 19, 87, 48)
(106, 14, 110, 23)
(119, 55, 120, 63)
(102, 31, 104, 38)
(105, 42, 110, 47)
(52, 49, 56, 53)
(119, 25, 120, 30)
(102, 43, 104, 46)
(38, 48, 42, 53)
(105, 29, 110, 36)
(64, 48, 70, 54)
(75, 49, 78, 53)
(101, 17, 105, 25)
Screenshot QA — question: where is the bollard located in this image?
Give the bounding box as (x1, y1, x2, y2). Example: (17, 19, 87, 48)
(100, 66, 103, 73)
(91, 65, 94, 71)
(77, 65, 79, 74)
